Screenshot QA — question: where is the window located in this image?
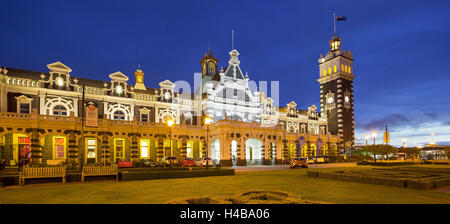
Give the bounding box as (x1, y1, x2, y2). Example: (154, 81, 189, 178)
(20, 104, 30, 113)
(328, 67, 331, 75)
(141, 114, 148, 122)
(341, 64, 344, 72)
(113, 110, 126, 120)
(86, 138, 97, 161)
(323, 69, 326, 77)
(186, 142, 193, 158)
(345, 65, 348, 73)
(114, 139, 125, 161)
(53, 137, 66, 159)
(348, 66, 351, 74)
(140, 139, 149, 159)
(333, 65, 337, 73)
(53, 105, 67, 116)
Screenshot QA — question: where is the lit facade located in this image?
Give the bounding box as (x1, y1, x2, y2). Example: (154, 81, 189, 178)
(0, 36, 352, 167)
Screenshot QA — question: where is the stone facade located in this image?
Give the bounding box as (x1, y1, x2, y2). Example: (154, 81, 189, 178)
(0, 39, 349, 167)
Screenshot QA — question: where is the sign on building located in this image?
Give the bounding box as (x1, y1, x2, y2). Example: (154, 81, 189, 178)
(85, 104, 98, 127)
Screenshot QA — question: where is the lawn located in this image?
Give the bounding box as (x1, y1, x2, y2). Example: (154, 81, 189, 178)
(0, 166, 449, 204)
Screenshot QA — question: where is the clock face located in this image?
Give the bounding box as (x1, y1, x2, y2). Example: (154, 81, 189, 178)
(164, 92, 170, 100)
(345, 96, 350, 103)
(327, 97, 334, 104)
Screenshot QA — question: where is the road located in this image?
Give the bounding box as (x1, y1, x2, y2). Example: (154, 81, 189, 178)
(233, 162, 357, 172)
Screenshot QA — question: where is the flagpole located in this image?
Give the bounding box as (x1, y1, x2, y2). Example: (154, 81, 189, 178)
(333, 12, 336, 34)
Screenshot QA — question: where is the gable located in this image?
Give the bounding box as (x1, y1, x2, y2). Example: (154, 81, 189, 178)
(47, 61, 72, 73)
(223, 65, 244, 79)
(109, 71, 129, 82)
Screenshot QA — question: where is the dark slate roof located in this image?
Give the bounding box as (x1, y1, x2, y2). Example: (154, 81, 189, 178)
(223, 65, 244, 79)
(5, 67, 44, 80)
(76, 77, 107, 88)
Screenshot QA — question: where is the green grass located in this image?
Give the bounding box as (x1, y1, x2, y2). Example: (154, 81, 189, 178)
(1, 167, 449, 204)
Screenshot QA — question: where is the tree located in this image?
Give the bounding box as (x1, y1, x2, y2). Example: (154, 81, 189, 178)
(398, 147, 421, 160)
(362, 144, 398, 162)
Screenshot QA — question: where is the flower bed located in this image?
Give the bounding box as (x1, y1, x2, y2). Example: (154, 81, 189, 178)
(307, 167, 450, 190)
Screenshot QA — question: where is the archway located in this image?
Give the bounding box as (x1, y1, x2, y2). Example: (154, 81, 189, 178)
(210, 138, 220, 163)
(245, 138, 262, 166)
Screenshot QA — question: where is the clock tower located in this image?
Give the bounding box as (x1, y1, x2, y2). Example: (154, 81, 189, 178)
(317, 34, 355, 151)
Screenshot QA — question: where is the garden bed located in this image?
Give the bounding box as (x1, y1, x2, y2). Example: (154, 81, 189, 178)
(307, 166, 450, 190)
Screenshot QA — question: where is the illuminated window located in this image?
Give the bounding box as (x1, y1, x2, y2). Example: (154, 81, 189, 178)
(341, 64, 344, 72)
(323, 69, 326, 77)
(348, 66, 351, 74)
(333, 65, 337, 73)
(53, 105, 67, 116)
(53, 137, 66, 159)
(345, 65, 348, 73)
(113, 110, 126, 120)
(114, 139, 125, 161)
(20, 104, 30, 113)
(140, 139, 149, 159)
(86, 138, 97, 161)
(328, 67, 331, 75)
(187, 142, 193, 158)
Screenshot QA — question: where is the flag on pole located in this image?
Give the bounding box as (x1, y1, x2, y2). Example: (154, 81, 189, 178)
(336, 16, 347, 21)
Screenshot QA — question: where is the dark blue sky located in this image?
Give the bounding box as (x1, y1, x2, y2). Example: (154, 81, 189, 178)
(1, 0, 450, 146)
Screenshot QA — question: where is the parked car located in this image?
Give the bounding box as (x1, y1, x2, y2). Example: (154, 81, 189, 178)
(196, 157, 213, 167)
(142, 159, 158, 167)
(159, 156, 179, 167)
(290, 157, 308, 168)
(181, 158, 196, 167)
(118, 159, 133, 168)
(307, 157, 325, 164)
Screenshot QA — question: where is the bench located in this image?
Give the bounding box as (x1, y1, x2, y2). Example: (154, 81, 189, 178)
(81, 164, 119, 182)
(19, 167, 66, 186)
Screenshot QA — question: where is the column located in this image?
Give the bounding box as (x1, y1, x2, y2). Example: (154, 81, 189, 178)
(156, 136, 164, 161)
(179, 137, 187, 159)
(130, 133, 139, 163)
(100, 133, 111, 164)
(29, 128, 42, 165)
(67, 131, 79, 164)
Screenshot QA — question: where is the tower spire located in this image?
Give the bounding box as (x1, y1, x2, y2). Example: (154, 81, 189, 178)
(333, 12, 336, 34)
(232, 29, 234, 50)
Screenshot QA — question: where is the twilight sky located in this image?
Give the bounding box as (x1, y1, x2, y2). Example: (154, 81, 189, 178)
(1, 0, 450, 146)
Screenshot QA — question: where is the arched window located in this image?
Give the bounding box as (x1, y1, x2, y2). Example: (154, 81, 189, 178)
(328, 67, 331, 75)
(323, 69, 326, 77)
(53, 105, 68, 116)
(341, 64, 344, 72)
(333, 65, 337, 73)
(208, 62, 215, 75)
(113, 110, 126, 120)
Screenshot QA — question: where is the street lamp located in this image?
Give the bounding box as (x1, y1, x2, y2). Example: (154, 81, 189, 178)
(167, 119, 174, 167)
(372, 131, 377, 145)
(365, 135, 369, 147)
(430, 133, 436, 159)
(204, 117, 213, 169)
(402, 138, 406, 148)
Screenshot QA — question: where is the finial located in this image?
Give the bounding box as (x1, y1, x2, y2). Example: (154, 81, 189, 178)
(232, 29, 234, 50)
(208, 42, 210, 52)
(138, 64, 140, 69)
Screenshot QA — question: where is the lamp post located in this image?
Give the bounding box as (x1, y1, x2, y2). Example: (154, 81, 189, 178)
(402, 138, 406, 148)
(167, 119, 174, 167)
(365, 135, 369, 147)
(372, 131, 377, 145)
(204, 117, 213, 169)
(430, 133, 436, 160)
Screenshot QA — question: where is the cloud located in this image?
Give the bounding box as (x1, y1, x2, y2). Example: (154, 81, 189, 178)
(361, 112, 450, 131)
(363, 113, 410, 130)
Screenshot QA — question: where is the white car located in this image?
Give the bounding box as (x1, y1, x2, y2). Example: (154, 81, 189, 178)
(196, 157, 213, 167)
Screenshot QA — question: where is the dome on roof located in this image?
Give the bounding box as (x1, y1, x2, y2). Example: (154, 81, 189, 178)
(203, 50, 215, 58)
(330, 34, 341, 41)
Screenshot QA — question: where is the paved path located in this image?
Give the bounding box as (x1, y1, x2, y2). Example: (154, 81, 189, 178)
(233, 162, 357, 172)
